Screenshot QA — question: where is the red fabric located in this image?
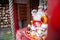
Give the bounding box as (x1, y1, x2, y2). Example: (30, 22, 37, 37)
(16, 28, 35, 40)
(22, 37, 26, 40)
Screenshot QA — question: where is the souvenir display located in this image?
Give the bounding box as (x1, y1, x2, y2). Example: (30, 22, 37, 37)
(0, 5, 11, 28)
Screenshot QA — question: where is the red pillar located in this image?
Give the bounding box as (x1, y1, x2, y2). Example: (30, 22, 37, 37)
(13, 1, 19, 32)
(48, 0, 60, 40)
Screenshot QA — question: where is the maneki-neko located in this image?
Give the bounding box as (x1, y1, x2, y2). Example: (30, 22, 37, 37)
(31, 5, 48, 26)
(26, 5, 48, 40)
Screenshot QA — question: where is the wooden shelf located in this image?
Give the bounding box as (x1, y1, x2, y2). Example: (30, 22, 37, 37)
(18, 4, 27, 20)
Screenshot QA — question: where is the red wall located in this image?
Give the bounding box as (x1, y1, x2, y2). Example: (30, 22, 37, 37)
(48, 0, 60, 40)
